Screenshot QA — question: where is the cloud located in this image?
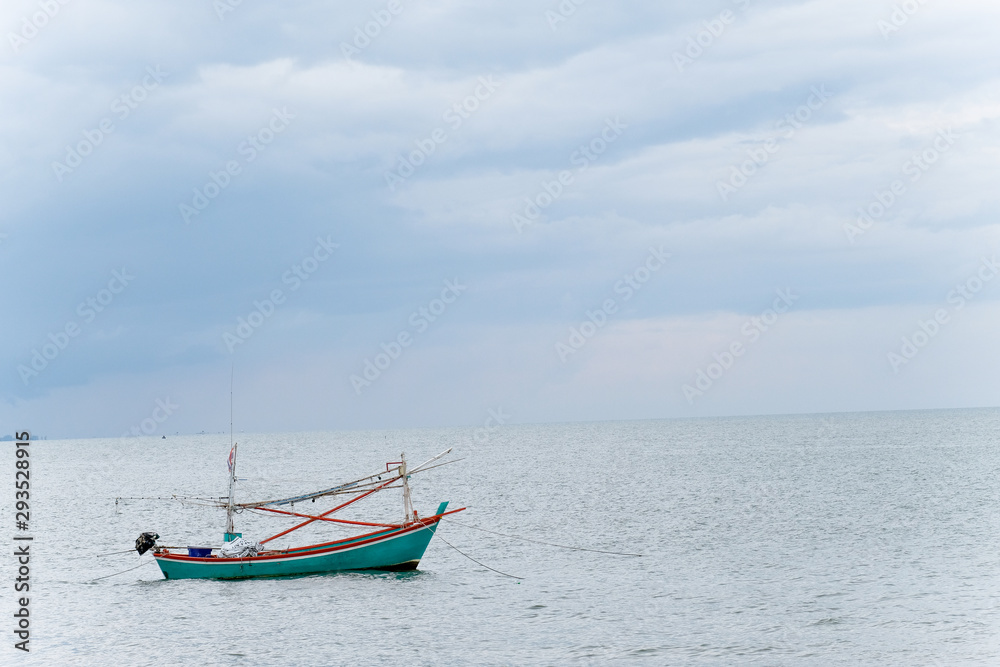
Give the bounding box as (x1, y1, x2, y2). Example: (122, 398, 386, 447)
(3, 0, 999, 435)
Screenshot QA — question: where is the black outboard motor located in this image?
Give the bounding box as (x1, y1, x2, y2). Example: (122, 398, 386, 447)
(135, 532, 159, 555)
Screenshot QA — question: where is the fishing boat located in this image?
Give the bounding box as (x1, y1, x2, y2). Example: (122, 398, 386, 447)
(135, 445, 464, 580)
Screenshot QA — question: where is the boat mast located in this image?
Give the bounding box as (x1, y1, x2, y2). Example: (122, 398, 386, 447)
(400, 452, 414, 524)
(226, 364, 237, 537)
(226, 443, 238, 535)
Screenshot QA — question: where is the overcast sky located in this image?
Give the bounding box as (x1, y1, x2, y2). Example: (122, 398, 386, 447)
(2, 0, 998, 438)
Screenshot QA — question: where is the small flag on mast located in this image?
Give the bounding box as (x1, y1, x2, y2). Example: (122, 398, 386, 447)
(227, 444, 236, 473)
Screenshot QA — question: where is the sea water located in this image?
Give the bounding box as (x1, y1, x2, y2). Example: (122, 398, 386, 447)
(5, 408, 1000, 665)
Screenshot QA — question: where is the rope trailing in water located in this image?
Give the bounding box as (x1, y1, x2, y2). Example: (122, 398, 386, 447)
(90, 558, 157, 582)
(435, 534, 523, 580)
(447, 519, 644, 557)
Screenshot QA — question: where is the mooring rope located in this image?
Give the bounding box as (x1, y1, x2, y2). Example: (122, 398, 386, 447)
(90, 558, 156, 582)
(435, 534, 523, 580)
(63, 548, 138, 562)
(94, 548, 138, 558)
(447, 519, 644, 557)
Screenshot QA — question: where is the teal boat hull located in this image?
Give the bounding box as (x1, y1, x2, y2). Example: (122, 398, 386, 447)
(153, 503, 449, 580)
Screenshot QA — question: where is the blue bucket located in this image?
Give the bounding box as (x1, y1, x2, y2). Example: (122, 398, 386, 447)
(187, 547, 212, 557)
